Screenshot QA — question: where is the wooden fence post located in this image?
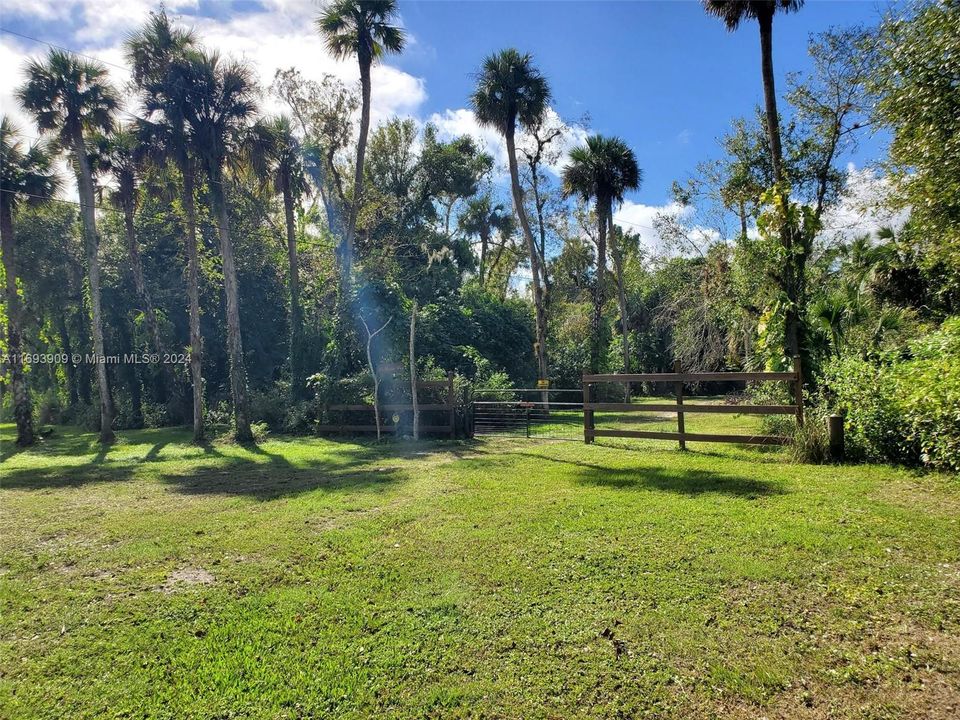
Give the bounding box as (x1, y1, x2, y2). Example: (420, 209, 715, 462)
(582, 370, 594, 444)
(446, 371, 456, 438)
(793, 355, 804, 427)
(828, 413, 844, 461)
(674, 360, 686, 450)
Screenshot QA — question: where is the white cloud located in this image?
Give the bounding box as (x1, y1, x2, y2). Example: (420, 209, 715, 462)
(428, 106, 590, 179)
(2, 0, 428, 145)
(614, 200, 686, 253)
(1, 38, 34, 133)
(427, 107, 508, 167)
(819, 164, 909, 244)
(185, 3, 426, 127)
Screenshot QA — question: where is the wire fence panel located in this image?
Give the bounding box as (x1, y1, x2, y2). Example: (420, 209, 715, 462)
(471, 388, 584, 441)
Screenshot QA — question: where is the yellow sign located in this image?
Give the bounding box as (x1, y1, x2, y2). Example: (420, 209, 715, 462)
(536, 379, 550, 389)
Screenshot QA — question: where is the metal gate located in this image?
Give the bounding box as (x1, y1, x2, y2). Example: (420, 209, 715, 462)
(470, 388, 583, 440)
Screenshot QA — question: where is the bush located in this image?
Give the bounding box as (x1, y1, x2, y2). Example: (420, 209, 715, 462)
(142, 401, 173, 429)
(822, 317, 960, 471)
(750, 382, 797, 438)
(63, 402, 101, 431)
(37, 388, 63, 425)
(282, 401, 317, 434)
(249, 385, 289, 431)
(206, 400, 232, 426)
(894, 318, 960, 471)
(822, 354, 913, 463)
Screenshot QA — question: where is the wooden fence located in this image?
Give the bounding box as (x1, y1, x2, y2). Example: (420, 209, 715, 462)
(317, 371, 456, 438)
(582, 358, 803, 448)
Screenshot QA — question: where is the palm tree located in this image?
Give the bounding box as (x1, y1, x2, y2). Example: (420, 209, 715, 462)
(703, 0, 804, 185)
(18, 49, 119, 443)
(248, 116, 309, 399)
(172, 49, 257, 442)
(704, 0, 806, 373)
(459, 195, 516, 287)
(126, 11, 204, 440)
(471, 48, 551, 383)
(93, 123, 170, 402)
(0, 117, 60, 446)
(316, 0, 406, 288)
(562, 135, 640, 374)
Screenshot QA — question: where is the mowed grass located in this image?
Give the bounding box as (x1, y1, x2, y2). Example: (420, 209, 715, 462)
(1, 423, 959, 719)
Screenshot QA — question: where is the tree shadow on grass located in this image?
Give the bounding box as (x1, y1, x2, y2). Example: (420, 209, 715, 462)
(0, 427, 478, 500)
(161, 459, 404, 501)
(512, 451, 785, 497)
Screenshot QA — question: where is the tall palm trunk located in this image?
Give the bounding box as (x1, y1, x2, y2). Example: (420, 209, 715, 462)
(1, 202, 34, 445)
(478, 225, 489, 286)
(181, 164, 205, 442)
(758, 9, 802, 372)
(344, 52, 372, 291)
(282, 173, 305, 399)
(73, 130, 115, 443)
(758, 11, 784, 186)
(505, 128, 548, 384)
(210, 174, 252, 442)
(608, 213, 631, 394)
(530, 167, 550, 299)
(591, 201, 609, 373)
(121, 189, 170, 400)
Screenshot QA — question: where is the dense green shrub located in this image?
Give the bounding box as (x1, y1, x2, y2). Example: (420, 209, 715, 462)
(37, 388, 63, 425)
(141, 401, 173, 429)
(895, 318, 960, 471)
(823, 317, 960, 471)
(822, 354, 913, 464)
(249, 385, 290, 430)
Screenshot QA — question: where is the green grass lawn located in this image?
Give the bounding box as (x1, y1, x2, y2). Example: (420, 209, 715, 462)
(1, 423, 958, 719)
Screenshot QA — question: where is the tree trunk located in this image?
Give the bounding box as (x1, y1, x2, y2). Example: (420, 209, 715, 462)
(608, 214, 631, 400)
(115, 311, 144, 429)
(73, 131, 114, 443)
(409, 300, 419, 440)
(590, 201, 609, 374)
(758, 12, 784, 186)
(210, 176, 252, 442)
(531, 168, 550, 300)
(56, 314, 78, 407)
(122, 192, 171, 401)
(181, 164, 205, 441)
(478, 226, 489, 286)
(505, 129, 548, 385)
(282, 175, 305, 400)
(758, 10, 804, 382)
(1, 202, 34, 445)
(361, 314, 391, 442)
(343, 56, 372, 294)
(73, 305, 93, 405)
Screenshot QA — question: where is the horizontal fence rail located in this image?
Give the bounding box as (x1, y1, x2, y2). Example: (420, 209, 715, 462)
(583, 358, 803, 449)
(583, 403, 798, 415)
(582, 372, 797, 383)
(318, 372, 456, 438)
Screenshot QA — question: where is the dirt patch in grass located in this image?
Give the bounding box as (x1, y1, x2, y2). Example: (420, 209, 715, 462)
(159, 567, 215, 593)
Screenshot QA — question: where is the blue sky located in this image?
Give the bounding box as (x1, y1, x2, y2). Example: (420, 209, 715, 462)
(396, 1, 894, 204)
(1, 0, 900, 245)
